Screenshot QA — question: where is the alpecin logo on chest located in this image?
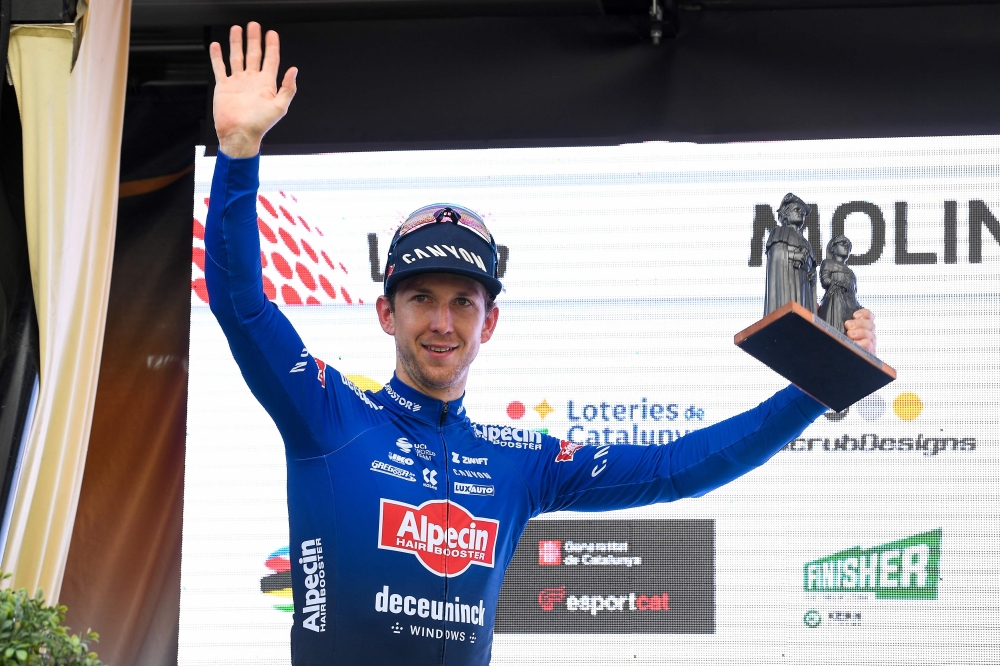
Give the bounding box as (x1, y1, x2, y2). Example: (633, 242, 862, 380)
(378, 498, 499, 576)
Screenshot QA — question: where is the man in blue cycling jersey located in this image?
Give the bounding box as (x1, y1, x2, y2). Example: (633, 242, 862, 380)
(206, 23, 876, 665)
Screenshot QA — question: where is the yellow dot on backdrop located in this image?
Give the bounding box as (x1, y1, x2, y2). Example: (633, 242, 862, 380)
(346, 374, 383, 392)
(534, 399, 555, 420)
(893, 392, 923, 421)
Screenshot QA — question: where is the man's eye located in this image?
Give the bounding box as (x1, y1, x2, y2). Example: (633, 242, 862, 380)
(414, 295, 428, 302)
(456, 298, 471, 306)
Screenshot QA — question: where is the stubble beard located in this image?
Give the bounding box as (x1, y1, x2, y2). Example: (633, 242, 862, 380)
(396, 338, 471, 394)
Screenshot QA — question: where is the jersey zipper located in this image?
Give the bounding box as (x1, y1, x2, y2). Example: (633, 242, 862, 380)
(439, 400, 450, 666)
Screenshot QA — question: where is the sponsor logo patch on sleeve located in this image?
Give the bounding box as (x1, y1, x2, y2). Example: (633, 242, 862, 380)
(554, 440, 586, 462)
(315, 357, 327, 388)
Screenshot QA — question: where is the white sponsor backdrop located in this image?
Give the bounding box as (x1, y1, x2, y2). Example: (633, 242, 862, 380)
(181, 137, 1000, 666)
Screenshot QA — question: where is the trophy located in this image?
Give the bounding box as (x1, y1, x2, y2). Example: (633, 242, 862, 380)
(734, 194, 896, 411)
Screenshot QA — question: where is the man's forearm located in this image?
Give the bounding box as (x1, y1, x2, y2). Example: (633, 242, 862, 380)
(666, 385, 825, 498)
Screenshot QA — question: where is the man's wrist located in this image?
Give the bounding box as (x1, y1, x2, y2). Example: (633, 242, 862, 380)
(218, 133, 263, 159)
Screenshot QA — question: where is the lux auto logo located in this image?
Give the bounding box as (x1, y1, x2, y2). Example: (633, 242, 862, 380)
(378, 498, 499, 576)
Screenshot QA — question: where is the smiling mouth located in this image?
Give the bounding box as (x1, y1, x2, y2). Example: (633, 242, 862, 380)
(423, 344, 457, 353)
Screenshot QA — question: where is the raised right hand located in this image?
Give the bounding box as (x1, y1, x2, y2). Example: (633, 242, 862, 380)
(209, 22, 297, 158)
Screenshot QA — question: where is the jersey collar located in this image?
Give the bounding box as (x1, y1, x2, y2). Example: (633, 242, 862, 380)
(374, 374, 468, 426)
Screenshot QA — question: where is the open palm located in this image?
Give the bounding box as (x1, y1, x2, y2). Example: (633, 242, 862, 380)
(210, 22, 297, 158)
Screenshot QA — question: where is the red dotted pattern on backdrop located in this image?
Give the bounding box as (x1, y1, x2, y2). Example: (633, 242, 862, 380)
(296, 262, 317, 291)
(272, 252, 293, 280)
(191, 189, 362, 306)
(258, 218, 277, 243)
(192, 278, 209, 303)
(263, 276, 277, 300)
(282, 284, 303, 305)
(279, 227, 300, 256)
(258, 195, 278, 218)
(506, 402, 526, 420)
(192, 247, 206, 271)
(301, 239, 318, 263)
(321, 251, 336, 271)
(319, 275, 337, 299)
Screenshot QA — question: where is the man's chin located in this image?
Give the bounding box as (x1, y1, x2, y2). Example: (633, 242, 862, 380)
(410, 362, 466, 389)
(416, 370, 460, 391)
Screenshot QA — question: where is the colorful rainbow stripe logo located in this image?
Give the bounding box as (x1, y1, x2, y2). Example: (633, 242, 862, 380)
(261, 547, 293, 612)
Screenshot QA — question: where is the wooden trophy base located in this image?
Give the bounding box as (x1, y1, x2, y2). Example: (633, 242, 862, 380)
(734, 302, 896, 412)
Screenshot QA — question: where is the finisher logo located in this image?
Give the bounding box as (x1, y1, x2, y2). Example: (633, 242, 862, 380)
(378, 498, 499, 576)
(803, 529, 941, 600)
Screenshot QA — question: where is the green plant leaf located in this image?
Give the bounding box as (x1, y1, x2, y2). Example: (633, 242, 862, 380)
(0, 573, 105, 665)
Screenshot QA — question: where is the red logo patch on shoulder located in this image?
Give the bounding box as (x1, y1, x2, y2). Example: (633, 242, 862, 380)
(378, 499, 498, 577)
(554, 440, 586, 462)
(315, 357, 326, 388)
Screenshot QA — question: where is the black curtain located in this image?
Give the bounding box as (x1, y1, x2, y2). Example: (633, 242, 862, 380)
(0, 59, 39, 551)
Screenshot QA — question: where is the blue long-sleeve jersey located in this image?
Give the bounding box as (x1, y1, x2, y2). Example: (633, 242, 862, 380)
(204, 152, 826, 665)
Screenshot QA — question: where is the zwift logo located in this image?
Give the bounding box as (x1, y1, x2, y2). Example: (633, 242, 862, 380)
(803, 529, 941, 600)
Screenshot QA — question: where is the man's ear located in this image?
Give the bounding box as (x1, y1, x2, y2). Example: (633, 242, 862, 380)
(376, 295, 395, 335)
(480, 304, 499, 344)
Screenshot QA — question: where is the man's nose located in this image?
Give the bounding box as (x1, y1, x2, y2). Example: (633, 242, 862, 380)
(429, 303, 453, 332)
